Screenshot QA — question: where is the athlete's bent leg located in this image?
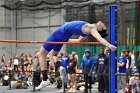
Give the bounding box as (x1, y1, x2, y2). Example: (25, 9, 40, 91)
(51, 50, 59, 63)
(38, 47, 48, 71)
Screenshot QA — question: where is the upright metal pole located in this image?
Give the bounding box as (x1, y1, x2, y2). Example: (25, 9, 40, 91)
(32, 71, 35, 92)
(11, 3, 17, 57)
(109, 5, 117, 93)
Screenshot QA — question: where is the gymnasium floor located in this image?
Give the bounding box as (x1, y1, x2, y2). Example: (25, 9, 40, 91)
(0, 84, 98, 93)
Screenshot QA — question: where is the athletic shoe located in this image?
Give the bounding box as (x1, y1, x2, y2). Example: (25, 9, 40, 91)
(68, 88, 73, 92)
(35, 80, 50, 90)
(60, 89, 64, 92)
(79, 86, 85, 91)
(60, 88, 68, 93)
(72, 88, 77, 92)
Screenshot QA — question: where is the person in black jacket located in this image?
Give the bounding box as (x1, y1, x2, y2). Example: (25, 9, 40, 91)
(104, 47, 109, 92)
(136, 51, 140, 74)
(32, 51, 41, 87)
(95, 48, 109, 93)
(125, 50, 132, 82)
(20, 53, 25, 73)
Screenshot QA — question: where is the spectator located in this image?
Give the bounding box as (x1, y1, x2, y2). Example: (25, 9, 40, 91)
(61, 49, 70, 72)
(1, 54, 6, 63)
(57, 61, 68, 92)
(18, 65, 23, 79)
(61, 49, 70, 89)
(11, 81, 27, 89)
(27, 54, 33, 65)
(92, 53, 98, 65)
(126, 50, 131, 69)
(58, 52, 63, 62)
(71, 51, 78, 65)
(126, 50, 132, 81)
(117, 50, 127, 92)
(68, 54, 78, 92)
(55, 60, 63, 89)
(136, 52, 140, 74)
(1, 54, 6, 70)
(20, 53, 25, 73)
(13, 54, 20, 72)
(129, 73, 139, 92)
(95, 48, 109, 93)
(46, 55, 50, 71)
(2, 75, 9, 86)
(132, 75, 140, 93)
(130, 50, 135, 70)
(23, 54, 29, 71)
(82, 49, 94, 93)
(124, 82, 131, 93)
(49, 54, 55, 71)
(32, 51, 41, 87)
(104, 48, 109, 92)
(25, 64, 31, 77)
(76, 66, 83, 82)
(7, 58, 13, 71)
(104, 47, 109, 56)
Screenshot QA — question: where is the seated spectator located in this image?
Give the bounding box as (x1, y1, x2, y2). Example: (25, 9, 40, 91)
(11, 81, 28, 89)
(124, 82, 131, 93)
(129, 72, 139, 92)
(2, 75, 9, 86)
(132, 75, 140, 93)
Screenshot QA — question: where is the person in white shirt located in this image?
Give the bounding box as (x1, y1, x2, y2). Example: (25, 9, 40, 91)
(130, 50, 135, 71)
(58, 61, 68, 93)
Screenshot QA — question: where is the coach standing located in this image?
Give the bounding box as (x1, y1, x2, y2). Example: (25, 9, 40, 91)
(95, 48, 109, 93)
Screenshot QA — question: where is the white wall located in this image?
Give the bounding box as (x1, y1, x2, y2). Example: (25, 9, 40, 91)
(0, 0, 66, 61)
(16, 9, 66, 56)
(0, 0, 12, 62)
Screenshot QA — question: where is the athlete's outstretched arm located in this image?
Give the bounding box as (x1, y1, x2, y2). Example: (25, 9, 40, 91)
(90, 29, 116, 51)
(68, 36, 87, 42)
(91, 30, 110, 46)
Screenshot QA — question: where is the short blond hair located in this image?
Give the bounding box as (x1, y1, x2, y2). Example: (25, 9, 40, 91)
(71, 51, 76, 55)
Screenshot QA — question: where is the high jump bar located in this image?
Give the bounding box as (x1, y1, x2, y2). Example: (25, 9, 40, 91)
(0, 40, 102, 45)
